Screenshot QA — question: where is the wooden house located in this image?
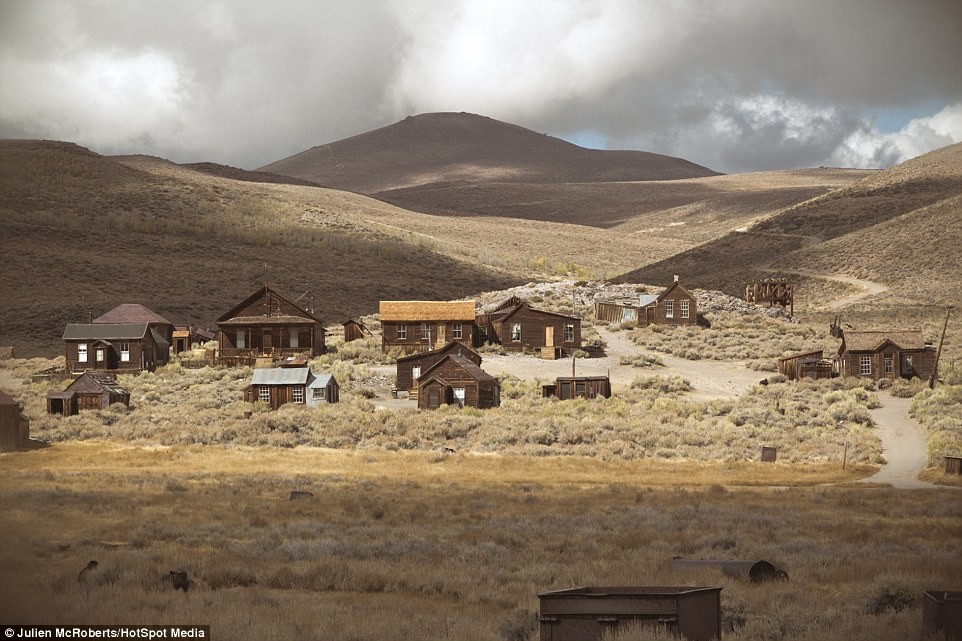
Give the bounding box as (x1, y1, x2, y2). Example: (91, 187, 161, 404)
(172, 325, 214, 354)
(63, 323, 167, 373)
(244, 367, 338, 410)
(395, 341, 482, 398)
(778, 349, 833, 380)
(46, 372, 130, 416)
(379, 300, 476, 354)
(0, 390, 30, 451)
(837, 330, 936, 381)
(343, 319, 370, 343)
(417, 354, 500, 410)
(217, 285, 325, 362)
(594, 277, 697, 327)
(93, 304, 175, 351)
(542, 376, 611, 400)
(476, 299, 581, 357)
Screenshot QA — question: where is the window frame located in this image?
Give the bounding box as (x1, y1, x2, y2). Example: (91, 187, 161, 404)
(420, 323, 431, 342)
(665, 300, 674, 318)
(511, 323, 522, 342)
(859, 355, 872, 376)
(78, 343, 88, 363)
(564, 323, 575, 343)
(292, 386, 304, 404)
(452, 323, 463, 340)
(120, 342, 130, 362)
(397, 323, 407, 340)
(680, 300, 690, 319)
(258, 387, 270, 402)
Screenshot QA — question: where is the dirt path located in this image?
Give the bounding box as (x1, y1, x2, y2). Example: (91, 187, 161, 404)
(862, 393, 947, 489)
(776, 267, 889, 309)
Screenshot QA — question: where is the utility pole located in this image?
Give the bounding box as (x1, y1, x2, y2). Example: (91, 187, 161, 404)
(929, 306, 953, 389)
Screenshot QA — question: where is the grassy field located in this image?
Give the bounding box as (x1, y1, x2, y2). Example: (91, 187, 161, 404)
(0, 444, 958, 640)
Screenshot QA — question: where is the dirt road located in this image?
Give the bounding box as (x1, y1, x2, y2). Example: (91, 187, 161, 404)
(861, 394, 948, 489)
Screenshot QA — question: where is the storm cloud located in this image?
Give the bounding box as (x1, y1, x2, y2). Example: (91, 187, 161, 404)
(1, 0, 959, 172)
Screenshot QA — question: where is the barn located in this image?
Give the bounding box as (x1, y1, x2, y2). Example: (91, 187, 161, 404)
(416, 354, 500, 410)
(46, 372, 130, 416)
(342, 319, 370, 343)
(0, 390, 30, 451)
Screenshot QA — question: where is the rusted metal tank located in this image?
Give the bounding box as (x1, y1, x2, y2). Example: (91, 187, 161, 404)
(672, 558, 789, 582)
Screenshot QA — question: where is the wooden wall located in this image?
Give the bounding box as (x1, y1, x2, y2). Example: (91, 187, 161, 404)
(493, 307, 581, 354)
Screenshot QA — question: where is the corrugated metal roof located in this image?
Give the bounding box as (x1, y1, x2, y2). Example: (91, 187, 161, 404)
(843, 330, 925, 352)
(63, 323, 149, 340)
(251, 367, 311, 385)
(93, 304, 172, 325)
(638, 294, 659, 307)
(379, 301, 476, 322)
(308, 373, 335, 388)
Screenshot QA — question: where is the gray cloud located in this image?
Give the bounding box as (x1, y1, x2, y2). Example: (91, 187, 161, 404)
(1, 0, 960, 172)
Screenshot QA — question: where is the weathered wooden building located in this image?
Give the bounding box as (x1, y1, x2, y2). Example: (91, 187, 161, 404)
(837, 330, 936, 381)
(63, 323, 168, 373)
(778, 349, 833, 380)
(745, 278, 795, 316)
(417, 354, 500, 410)
(476, 299, 581, 357)
(542, 375, 612, 400)
(342, 319, 370, 343)
(217, 285, 325, 362)
(244, 367, 338, 410)
(93, 304, 175, 350)
(379, 301, 476, 354)
(0, 390, 30, 451)
(594, 278, 698, 327)
(395, 341, 482, 398)
(46, 372, 130, 416)
(172, 325, 216, 354)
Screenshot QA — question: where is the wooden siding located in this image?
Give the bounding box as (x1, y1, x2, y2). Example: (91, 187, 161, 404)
(0, 393, 29, 452)
(245, 384, 306, 410)
(381, 320, 475, 354)
(217, 286, 326, 359)
(778, 350, 833, 380)
(65, 336, 161, 373)
(416, 357, 499, 410)
(396, 343, 482, 391)
(838, 345, 936, 381)
(546, 376, 612, 400)
(483, 305, 582, 355)
(651, 283, 698, 326)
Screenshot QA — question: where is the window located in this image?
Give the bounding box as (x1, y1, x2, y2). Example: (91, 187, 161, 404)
(576, 382, 586, 397)
(511, 323, 522, 341)
(859, 355, 872, 376)
(680, 300, 690, 319)
(412, 366, 421, 380)
(96, 348, 105, 362)
(289, 328, 299, 349)
(258, 387, 270, 402)
(564, 323, 575, 343)
(78, 343, 88, 363)
(313, 387, 325, 400)
(902, 354, 914, 376)
(397, 324, 407, 340)
(120, 343, 130, 362)
(236, 331, 246, 349)
(478, 326, 488, 341)
(453, 387, 466, 407)
(884, 354, 894, 374)
(665, 300, 674, 318)
(421, 323, 431, 341)
(453, 323, 463, 340)
(292, 386, 304, 404)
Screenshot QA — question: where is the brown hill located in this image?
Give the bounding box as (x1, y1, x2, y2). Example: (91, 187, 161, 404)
(179, 161, 324, 187)
(259, 111, 720, 193)
(615, 142, 962, 307)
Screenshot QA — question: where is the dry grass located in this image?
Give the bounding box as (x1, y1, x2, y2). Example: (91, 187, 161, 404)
(0, 443, 958, 640)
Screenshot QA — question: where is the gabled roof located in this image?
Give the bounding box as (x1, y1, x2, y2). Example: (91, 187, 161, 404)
(308, 373, 336, 388)
(396, 340, 482, 364)
(842, 330, 926, 352)
(778, 349, 824, 362)
(251, 367, 312, 386)
(63, 323, 149, 341)
(379, 300, 476, 322)
(498, 303, 580, 323)
(60, 372, 130, 396)
(420, 354, 496, 383)
(656, 280, 695, 302)
(93, 304, 172, 325)
(217, 285, 323, 325)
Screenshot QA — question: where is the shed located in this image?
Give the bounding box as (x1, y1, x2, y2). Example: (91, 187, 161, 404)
(417, 354, 500, 410)
(475, 300, 581, 356)
(343, 319, 370, 343)
(46, 372, 130, 416)
(778, 349, 833, 380)
(543, 376, 611, 400)
(537, 586, 722, 641)
(0, 390, 30, 452)
(307, 373, 339, 406)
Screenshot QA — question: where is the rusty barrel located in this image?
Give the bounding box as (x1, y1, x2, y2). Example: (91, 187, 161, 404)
(672, 558, 788, 582)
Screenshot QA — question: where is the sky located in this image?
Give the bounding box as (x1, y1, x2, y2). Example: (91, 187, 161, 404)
(1, 0, 961, 174)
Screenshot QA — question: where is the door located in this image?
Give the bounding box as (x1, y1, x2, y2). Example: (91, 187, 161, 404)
(428, 388, 440, 409)
(437, 324, 446, 345)
(545, 325, 554, 347)
(262, 331, 273, 351)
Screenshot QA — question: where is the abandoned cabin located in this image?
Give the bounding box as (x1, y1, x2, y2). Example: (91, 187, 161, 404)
(244, 367, 339, 410)
(475, 297, 582, 358)
(46, 372, 130, 416)
(172, 325, 216, 354)
(379, 300, 476, 354)
(594, 277, 698, 327)
(395, 341, 482, 400)
(342, 319, 370, 343)
(62, 323, 169, 373)
(0, 390, 30, 451)
(417, 354, 500, 410)
(542, 375, 612, 400)
(93, 303, 175, 347)
(837, 330, 936, 381)
(216, 285, 326, 363)
(778, 349, 833, 380)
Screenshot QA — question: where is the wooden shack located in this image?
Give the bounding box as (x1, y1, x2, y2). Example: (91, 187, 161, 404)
(837, 330, 936, 381)
(396, 341, 482, 399)
(379, 300, 476, 354)
(342, 319, 370, 343)
(62, 323, 167, 373)
(417, 354, 500, 410)
(217, 285, 325, 362)
(476, 299, 581, 357)
(778, 349, 833, 380)
(537, 586, 722, 641)
(0, 390, 30, 451)
(244, 367, 338, 409)
(46, 372, 130, 416)
(543, 376, 611, 400)
(594, 278, 697, 327)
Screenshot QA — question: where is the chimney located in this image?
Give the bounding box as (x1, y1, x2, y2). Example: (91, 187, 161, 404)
(673, 274, 679, 282)
(88, 310, 93, 324)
